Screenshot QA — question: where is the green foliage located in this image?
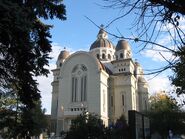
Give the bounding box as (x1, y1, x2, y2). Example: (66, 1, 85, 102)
(110, 115, 129, 139)
(18, 101, 48, 137)
(65, 112, 105, 139)
(171, 47, 185, 95)
(0, 93, 48, 138)
(149, 93, 180, 111)
(65, 113, 130, 139)
(0, 0, 66, 108)
(0, 0, 66, 136)
(147, 93, 185, 138)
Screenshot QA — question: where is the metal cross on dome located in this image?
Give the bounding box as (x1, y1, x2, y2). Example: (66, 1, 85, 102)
(100, 24, 104, 29)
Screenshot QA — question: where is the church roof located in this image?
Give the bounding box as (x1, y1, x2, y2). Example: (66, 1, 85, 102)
(116, 40, 131, 51)
(98, 61, 113, 75)
(90, 28, 115, 50)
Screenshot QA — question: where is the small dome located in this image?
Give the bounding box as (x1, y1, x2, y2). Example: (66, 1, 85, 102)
(90, 28, 115, 50)
(58, 50, 70, 60)
(138, 77, 147, 83)
(116, 40, 131, 51)
(135, 61, 141, 67)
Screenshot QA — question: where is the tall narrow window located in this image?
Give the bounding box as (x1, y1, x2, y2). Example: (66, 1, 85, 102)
(81, 77, 84, 101)
(103, 90, 106, 112)
(108, 54, 111, 60)
(84, 76, 87, 101)
(122, 94, 124, 106)
(72, 77, 78, 102)
(111, 96, 113, 107)
(74, 78, 78, 101)
(145, 100, 147, 110)
(97, 54, 100, 59)
(80, 76, 87, 101)
(72, 64, 87, 102)
(102, 53, 105, 59)
(120, 53, 123, 58)
(72, 77, 75, 102)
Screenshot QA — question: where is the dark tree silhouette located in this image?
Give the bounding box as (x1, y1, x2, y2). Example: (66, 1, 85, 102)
(0, 0, 66, 137)
(0, 0, 66, 108)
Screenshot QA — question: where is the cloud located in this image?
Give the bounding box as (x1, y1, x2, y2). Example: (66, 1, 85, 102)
(142, 17, 185, 62)
(141, 48, 174, 62)
(146, 74, 173, 94)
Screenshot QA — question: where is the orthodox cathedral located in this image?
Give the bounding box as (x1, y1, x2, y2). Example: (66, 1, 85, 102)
(51, 27, 149, 135)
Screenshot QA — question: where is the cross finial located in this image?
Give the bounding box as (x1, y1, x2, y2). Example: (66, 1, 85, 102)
(100, 24, 104, 29)
(64, 47, 66, 50)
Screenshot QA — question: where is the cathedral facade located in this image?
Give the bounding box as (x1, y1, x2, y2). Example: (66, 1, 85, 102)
(51, 28, 149, 135)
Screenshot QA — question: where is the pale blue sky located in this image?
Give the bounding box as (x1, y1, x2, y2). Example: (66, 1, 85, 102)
(39, 0, 175, 114)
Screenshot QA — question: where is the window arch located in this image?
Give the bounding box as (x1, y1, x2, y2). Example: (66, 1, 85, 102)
(96, 54, 100, 59)
(122, 94, 124, 106)
(102, 53, 106, 59)
(72, 64, 87, 102)
(108, 54, 111, 60)
(120, 91, 125, 107)
(120, 53, 123, 58)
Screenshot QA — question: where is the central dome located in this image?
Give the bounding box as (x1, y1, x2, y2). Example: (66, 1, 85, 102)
(90, 28, 115, 50)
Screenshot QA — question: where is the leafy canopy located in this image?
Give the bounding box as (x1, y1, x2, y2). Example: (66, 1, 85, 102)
(65, 112, 105, 139)
(0, 91, 48, 138)
(148, 93, 185, 137)
(0, 0, 66, 137)
(0, 0, 66, 108)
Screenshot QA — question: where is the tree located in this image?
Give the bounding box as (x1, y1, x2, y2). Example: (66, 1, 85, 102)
(17, 101, 48, 138)
(171, 47, 185, 95)
(0, 89, 20, 138)
(0, 0, 66, 137)
(65, 112, 106, 139)
(0, 91, 48, 138)
(0, 0, 66, 108)
(147, 93, 185, 138)
(101, 0, 185, 95)
(111, 115, 129, 139)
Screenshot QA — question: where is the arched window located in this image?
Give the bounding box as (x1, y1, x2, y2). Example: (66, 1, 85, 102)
(110, 96, 113, 107)
(145, 100, 148, 110)
(120, 53, 123, 59)
(116, 55, 118, 60)
(122, 94, 124, 106)
(108, 54, 111, 60)
(103, 90, 106, 112)
(96, 54, 100, 59)
(102, 53, 106, 59)
(120, 92, 125, 106)
(72, 64, 87, 102)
